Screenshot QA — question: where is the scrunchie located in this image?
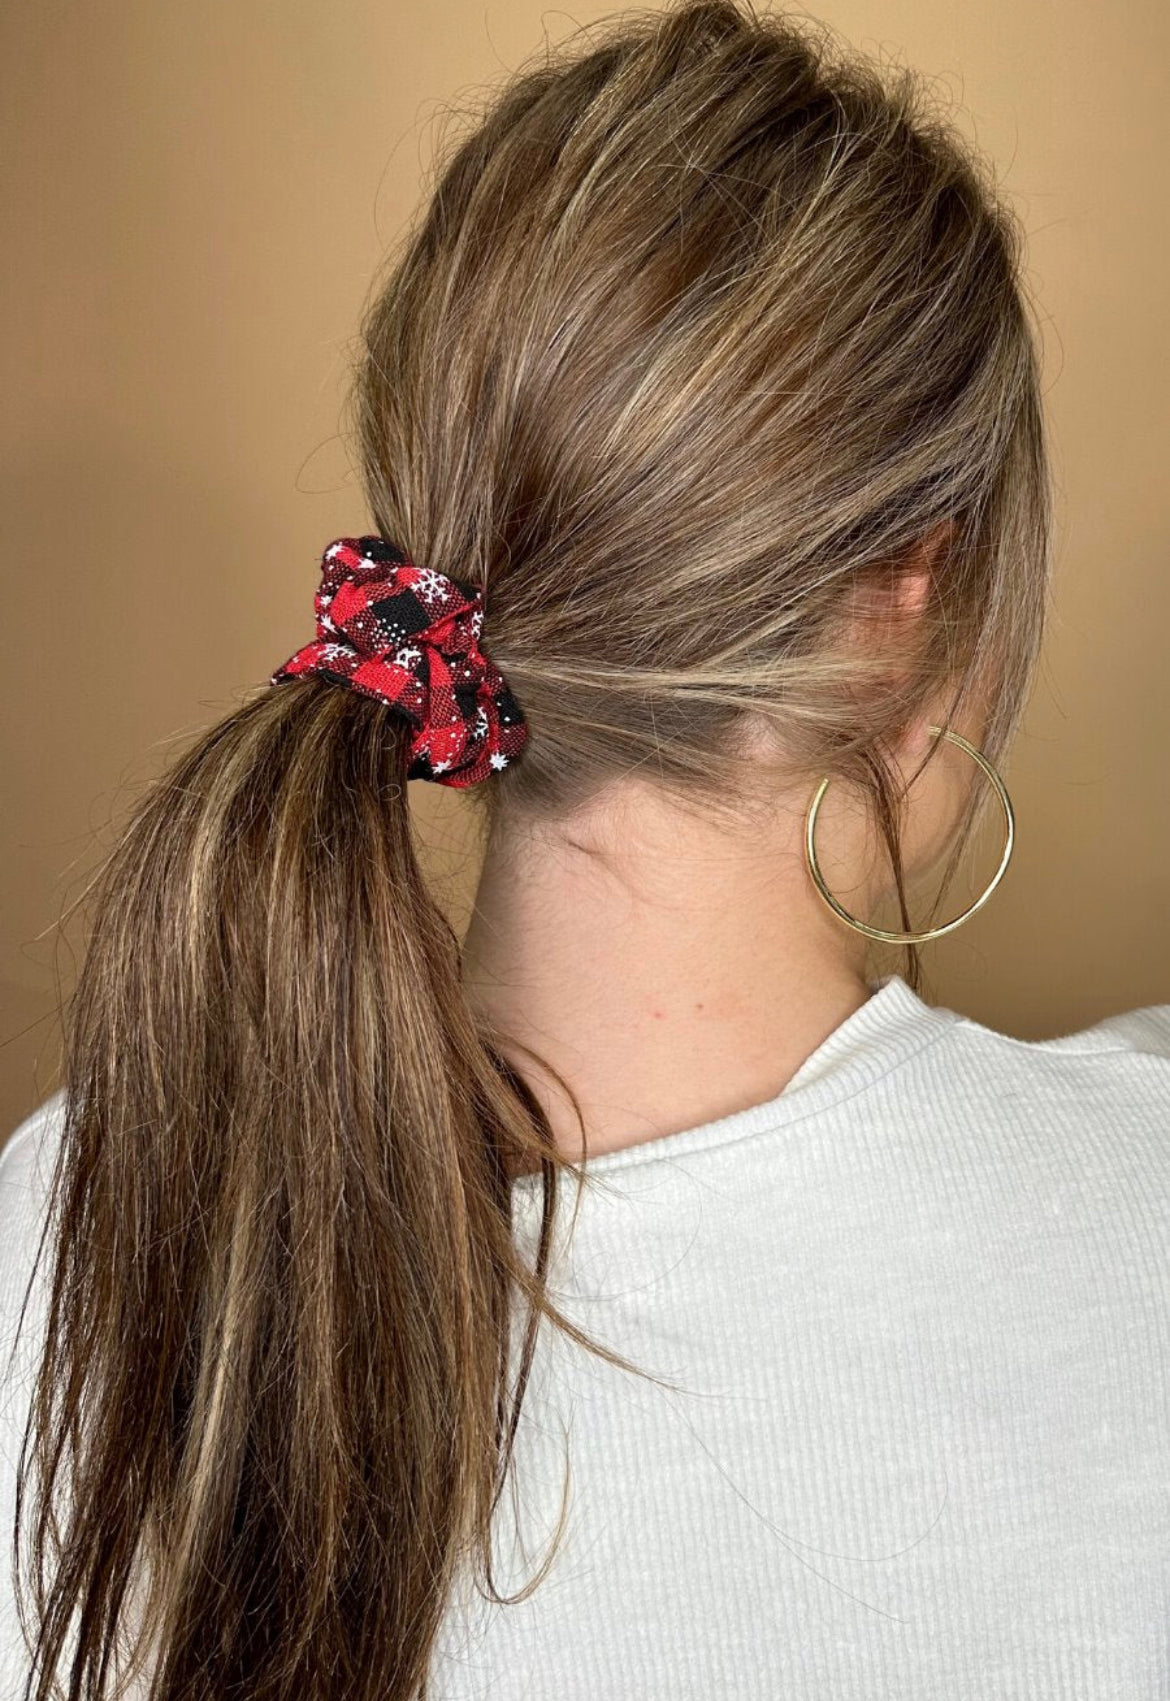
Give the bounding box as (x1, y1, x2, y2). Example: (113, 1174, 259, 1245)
(270, 536, 528, 788)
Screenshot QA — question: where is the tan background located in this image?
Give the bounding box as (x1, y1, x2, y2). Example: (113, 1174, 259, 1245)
(2, 0, 1167, 1142)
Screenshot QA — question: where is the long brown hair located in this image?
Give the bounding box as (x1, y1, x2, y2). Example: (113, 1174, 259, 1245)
(14, 2, 1050, 1695)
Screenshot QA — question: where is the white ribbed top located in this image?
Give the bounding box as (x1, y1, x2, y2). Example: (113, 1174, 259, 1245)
(2, 973, 1169, 1698)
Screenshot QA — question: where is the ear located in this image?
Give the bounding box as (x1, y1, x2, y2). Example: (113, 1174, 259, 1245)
(896, 517, 953, 618)
(846, 518, 953, 656)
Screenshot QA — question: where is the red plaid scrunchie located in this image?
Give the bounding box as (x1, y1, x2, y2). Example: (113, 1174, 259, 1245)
(270, 536, 528, 788)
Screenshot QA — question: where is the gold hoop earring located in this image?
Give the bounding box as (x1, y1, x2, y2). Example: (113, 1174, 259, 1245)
(804, 725, 1015, 945)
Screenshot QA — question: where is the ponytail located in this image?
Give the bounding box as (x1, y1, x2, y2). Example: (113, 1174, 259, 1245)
(16, 677, 635, 1699)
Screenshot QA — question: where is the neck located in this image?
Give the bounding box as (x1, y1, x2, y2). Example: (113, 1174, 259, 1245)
(460, 777, 874, 1172)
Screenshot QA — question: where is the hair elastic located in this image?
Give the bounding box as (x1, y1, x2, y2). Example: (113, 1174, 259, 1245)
(270, 536, 528, 787)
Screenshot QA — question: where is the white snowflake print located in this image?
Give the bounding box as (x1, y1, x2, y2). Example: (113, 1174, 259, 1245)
(318, 642, 352, 664)
(488, 752, 509, 770)
(474, 705, 489, 736)
(432, 758, 451, 773)
(325, 543, 344, 560)
(470, 608, 484, 637)
(394, 646, 422, 668)
(412, 567, 448, 605)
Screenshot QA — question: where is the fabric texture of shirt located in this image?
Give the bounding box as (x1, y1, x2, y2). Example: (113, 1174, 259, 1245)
(1, 972, 1168, 1698)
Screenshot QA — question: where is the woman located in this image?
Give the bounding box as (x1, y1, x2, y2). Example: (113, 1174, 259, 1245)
(2, 2, 1167, 1696)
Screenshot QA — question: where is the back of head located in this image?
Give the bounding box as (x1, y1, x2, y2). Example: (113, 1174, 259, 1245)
(358, 0, 1048, 819)
(15, 6, 1049, 1699)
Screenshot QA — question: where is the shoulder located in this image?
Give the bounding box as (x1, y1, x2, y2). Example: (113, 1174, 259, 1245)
(945, 991, 1170, 1065)
(0, 1094, 66, 1686)
(936, 990, 1170, 1128)
(0, 1090, 66, 1228)
(0, 1087, 66, 1181)
(0, 1089, 66, 1326)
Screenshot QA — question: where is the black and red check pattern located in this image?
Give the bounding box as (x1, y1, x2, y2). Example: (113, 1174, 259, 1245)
(270, 536, 528, 787)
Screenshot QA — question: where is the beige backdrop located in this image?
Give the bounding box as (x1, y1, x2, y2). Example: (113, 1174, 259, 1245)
(3, 1, 1168, 1141)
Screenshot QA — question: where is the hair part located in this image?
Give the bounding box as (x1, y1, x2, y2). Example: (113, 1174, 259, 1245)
(15, 3, 1050, 1695)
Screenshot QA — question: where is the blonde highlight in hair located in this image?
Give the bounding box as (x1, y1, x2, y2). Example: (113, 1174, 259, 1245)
(15, 4, 1050, 1696)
